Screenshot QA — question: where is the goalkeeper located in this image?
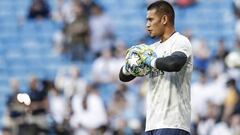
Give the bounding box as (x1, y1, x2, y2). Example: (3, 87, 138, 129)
(119, 1, 192, 135)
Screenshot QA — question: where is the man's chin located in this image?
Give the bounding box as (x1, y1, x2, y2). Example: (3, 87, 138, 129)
(148, 32, 157, 38)
(149, 35, 156, 38)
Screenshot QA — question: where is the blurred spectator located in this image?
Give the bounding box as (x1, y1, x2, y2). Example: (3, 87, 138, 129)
(6, 79, 25, 120)
(175, 0, 197, 7)
(91, 48, 116, 84)
(207, 39, 229, 78)
(193, 39, 210, 72)
(48, 82, 72, 135)
(80, 0, 96, 16)
(235, 0, 240, 54)
(48, 84, 67, 125)
(2, 127, 12, 135)
(52, 0, 91, 56)
(230, 114, 240, 135)
(147, 0, 197, 7)
(223, 79, 240, 121)
(89, 3, 115, 55)
(208, 41, 229, 77)
(0, 0, 239, 135)
(4, 79, 25, 135)
(27, 76, 49, 134)
(190, 70, 229, 135)
(28, 0, 50, 20)
(184, 29, 210, 72)
(146, 0, 175, 5)
(191, 72, 210, 120)
(236, 12, 240, 41)
(210, 121, 232, 135)
(53, 30, 66, 54)
(52, 0, 66, 23)
(108, 84, 142, 134)
(236, 19, 240, 40)
(108, 84, 128, 134)
(197, 102, 220, 135)
(52, 0, 80, 24)
(55, 65, 87, 99)
(234, 0, 240, 18)
(212, 39, 229, 61)
(205, 71, 228, 107)
(63, 1, 90, 61)
(207, 60, 224, 82)
(70, 84, 107, 135)
(111, 41, 127, 82)
(52, 0, 95, 23)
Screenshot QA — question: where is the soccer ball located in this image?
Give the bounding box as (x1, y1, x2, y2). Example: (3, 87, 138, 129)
(125, 44, 153, 76)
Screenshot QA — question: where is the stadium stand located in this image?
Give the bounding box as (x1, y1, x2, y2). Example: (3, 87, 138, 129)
(0, 0, 239, 134)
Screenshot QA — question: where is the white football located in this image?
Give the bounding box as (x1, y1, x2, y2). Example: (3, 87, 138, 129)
(125, 45, 153, 76)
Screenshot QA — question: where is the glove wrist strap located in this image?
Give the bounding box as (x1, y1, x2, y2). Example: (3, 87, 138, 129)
(122, 65, 130, 75)
(150, 58, 157, 68)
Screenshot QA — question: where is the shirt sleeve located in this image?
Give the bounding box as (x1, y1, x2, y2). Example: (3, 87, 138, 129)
(172, 37, 192, 57)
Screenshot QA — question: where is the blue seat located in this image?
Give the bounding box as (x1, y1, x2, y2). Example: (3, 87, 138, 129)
(8, 65, 28, 76)
(0, 80, 10, 95)
(0, 76, 9, 88)
(0, 3, 14, 15)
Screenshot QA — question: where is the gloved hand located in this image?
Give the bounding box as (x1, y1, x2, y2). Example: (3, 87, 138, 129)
(122, 64, 131, 75)
(124, 44, 155, 76)
(126, 44, 147, 55)
(140, 50, 157, 66)
(125, 45, 147, 74)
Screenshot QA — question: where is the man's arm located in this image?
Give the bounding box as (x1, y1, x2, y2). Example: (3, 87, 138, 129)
(119, 66, 136, 82)
(146, 51, 187, 72)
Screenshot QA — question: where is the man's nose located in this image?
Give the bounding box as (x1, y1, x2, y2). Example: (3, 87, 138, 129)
(146, 22, 150, 28)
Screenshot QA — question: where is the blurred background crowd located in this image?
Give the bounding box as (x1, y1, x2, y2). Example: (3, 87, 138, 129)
(0, 0, 240, 135)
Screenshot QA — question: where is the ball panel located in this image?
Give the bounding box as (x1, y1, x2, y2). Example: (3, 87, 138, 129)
(125, 44, 153, 76)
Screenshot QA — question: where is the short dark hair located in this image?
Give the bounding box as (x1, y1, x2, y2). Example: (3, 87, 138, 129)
(147, 0, 175, 25)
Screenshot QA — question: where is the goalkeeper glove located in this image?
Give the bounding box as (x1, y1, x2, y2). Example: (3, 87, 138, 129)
(122, 64, 131, 75)
(140, 50, 157, 67)
(126, 44, 149, 54)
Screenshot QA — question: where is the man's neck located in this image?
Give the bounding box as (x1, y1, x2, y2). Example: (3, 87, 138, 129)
(160, 27, 176, 43)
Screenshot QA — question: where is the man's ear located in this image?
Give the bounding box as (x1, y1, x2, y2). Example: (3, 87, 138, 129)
(161, 15, 168, 25)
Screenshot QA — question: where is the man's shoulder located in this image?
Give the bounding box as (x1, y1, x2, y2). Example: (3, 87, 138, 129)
(175, 32, 191, 44)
